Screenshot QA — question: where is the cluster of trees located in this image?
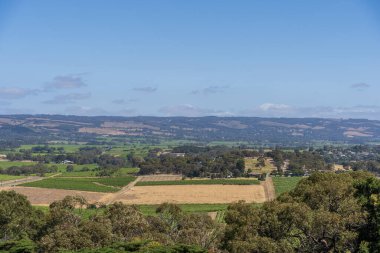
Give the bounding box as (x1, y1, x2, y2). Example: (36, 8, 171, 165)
(0, 193, 219, 252)
(5, 147, 127, 176)
(350, 160, 380, 175)
(1, 172, 379, 252)
(0, 163, 58, 176)
(138, 147, 257, 178)
(267, 148, 329, 176)
(223, 171, 380, 252)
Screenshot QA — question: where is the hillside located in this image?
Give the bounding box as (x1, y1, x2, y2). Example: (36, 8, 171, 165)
(0, 115, 379, 146)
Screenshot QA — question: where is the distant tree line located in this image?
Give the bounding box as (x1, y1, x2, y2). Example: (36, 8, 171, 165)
(6, 147, 127, 172)
(0, 163, 58, 176)
(137, 147, 258, 178)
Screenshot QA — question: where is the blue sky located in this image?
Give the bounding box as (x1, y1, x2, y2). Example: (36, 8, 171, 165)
(0, 0, 379, 119)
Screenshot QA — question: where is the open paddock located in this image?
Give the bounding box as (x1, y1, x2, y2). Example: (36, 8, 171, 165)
(139, 174, 182, 182)
(0, 186, 106, 205)
(111, 184, 266, 204)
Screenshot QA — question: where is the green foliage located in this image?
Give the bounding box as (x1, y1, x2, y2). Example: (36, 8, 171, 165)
(0, 174, 26, 181)
(20, 177, 136, 192)
(222, 172, 375, 253)
(355, 177, 380, 252)
(0, 191, 43, 242)
(60, 241, 207, 252)
(272, 176, 303, 196)
(0, 239, 37, 253)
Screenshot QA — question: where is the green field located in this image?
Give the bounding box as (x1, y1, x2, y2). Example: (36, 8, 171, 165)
(114, 167, 140, 176)
(272, 176, 303, 196)
(53, 163, 98, 172)
(21, 176, 136, 192)
(0, 174, 26, 181)
(136, 178, 260, 186)
(0, 161, 36, 168)
(17, 144, 91, 153)
(57, 171, 98, 177)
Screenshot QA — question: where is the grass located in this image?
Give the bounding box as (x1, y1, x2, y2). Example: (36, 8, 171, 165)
(17, 144, 90, 153)
(0, 161, 36, 168)
(57, 171, 98, 177)
(216, 210, 226, 223)
(33, 203, 260, 224)
(52, 164, 98, 172)
(0, 174, 26, 181)
(20, 176, 136, 192)
(114, 167, 140, 176)
(272, 176, 303, 196)
(244, 157, 276, 174)
(135, 178, 260, 186)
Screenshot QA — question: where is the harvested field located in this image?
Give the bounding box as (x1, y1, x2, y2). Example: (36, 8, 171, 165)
(108, 184, 266, 204)
(139, 174, 182, 182)
(0, 186, 106, 205)
(136, 179, 259, 186)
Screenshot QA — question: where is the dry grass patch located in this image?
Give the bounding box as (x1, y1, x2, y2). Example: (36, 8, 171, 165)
(0, 186, 106, 205)
(110, 184, 266, 204)
(244, 157, 276, 174)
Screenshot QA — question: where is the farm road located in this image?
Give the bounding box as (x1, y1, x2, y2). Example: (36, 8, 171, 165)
(261, 177, 276, 201)
(0, 176, 43, 187)
(99, 176, 142, 204)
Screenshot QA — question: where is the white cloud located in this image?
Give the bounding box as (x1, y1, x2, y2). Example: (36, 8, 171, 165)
(0, 87, 39, 99)
(64, 106, 108, 116)
(132, 86, 157, 93)
(43, 92, 91, 104)
(191, 85, 229, 95)
(259, 103, 292, 111)
(45, 75, 86, 90)
(350, 82, 370, 90)
(241, 103, 380, 120)
(112, 98, 139, 104)
(159, 104, 233, 117)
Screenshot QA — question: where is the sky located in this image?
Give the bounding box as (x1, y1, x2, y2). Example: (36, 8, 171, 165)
(0, 0, 380, 119)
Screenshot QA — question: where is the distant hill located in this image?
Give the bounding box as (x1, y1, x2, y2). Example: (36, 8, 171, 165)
(0, 115, 379, 146)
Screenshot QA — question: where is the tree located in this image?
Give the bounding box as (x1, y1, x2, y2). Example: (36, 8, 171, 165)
(355, 177, 380, 252)
(222, 172, 374, 253)
(105, 202, 149, 241)
(66, 165, 74, 172)
(0, 191, 42, 241)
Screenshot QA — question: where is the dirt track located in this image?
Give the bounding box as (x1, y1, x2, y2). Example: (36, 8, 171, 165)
(261, 177, 276, 201)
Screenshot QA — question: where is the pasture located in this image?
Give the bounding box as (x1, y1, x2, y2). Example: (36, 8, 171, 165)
(20, 176, 136, 192)
(1, 186, 106, 205)
(0, 161, 36, 168)
(0, 174, 26, 181)
(113, 184, 266, 204)
(272, 176, 303, 196)
(244, 157, 276, 174)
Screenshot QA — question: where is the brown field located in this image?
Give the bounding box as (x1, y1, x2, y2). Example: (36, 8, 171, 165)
(139, 174, 182, 182)
(0, 186, 106, 206)
(105, 184, 266, 204)
(1, 176, 271, 206)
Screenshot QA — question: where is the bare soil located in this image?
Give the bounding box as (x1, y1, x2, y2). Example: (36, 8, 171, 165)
(107, 184, 266, 204)
(0, 186, 106, 206)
